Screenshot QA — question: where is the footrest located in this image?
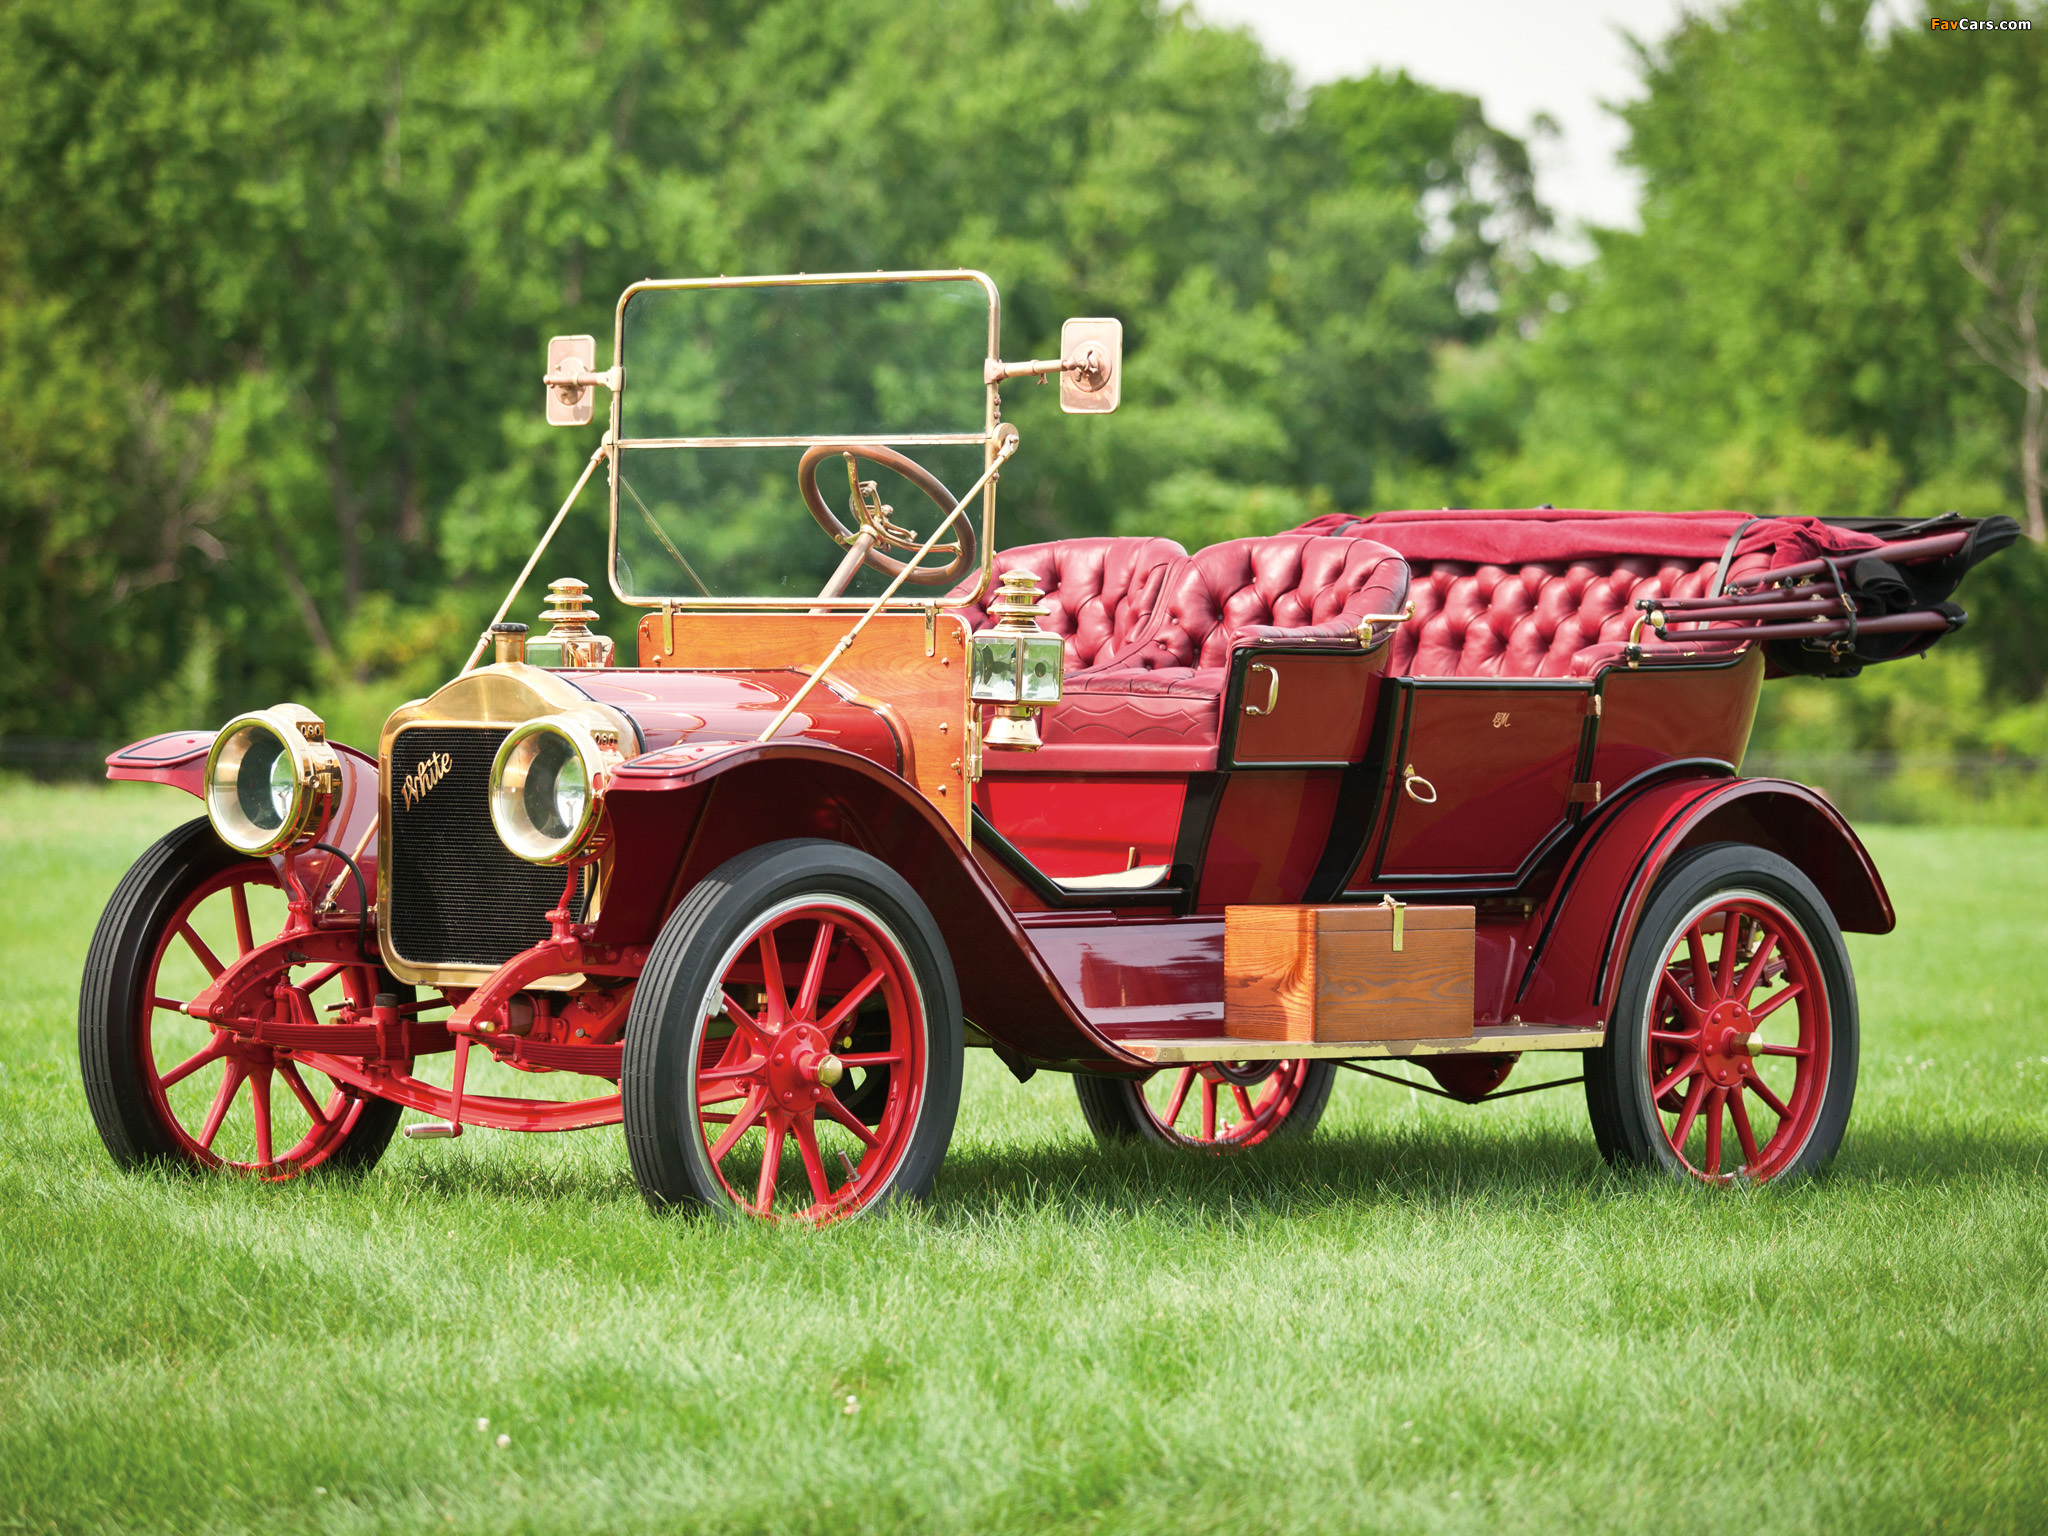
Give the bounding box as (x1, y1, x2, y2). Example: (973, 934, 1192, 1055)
(403, 1121, 462, 1139)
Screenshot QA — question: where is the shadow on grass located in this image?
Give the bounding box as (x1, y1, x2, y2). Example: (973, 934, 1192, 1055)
(64, 1106, 2047, 1230)
(929, 1112, 2048, 1225)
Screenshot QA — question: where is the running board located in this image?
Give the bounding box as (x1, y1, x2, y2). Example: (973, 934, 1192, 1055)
(1121, 1025, 1603, 1064)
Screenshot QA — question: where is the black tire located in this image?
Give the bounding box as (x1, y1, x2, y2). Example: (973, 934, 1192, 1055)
(622, 839, 964, 1218)
(1074, 1059, 1337, 1149)
(78, 816, 404, 1175)
(1584, 842, 1858, 1183)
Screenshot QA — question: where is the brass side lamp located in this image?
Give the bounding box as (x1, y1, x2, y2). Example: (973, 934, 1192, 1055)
(525, 578, 614, 669)
(970, 570, 1064, 751)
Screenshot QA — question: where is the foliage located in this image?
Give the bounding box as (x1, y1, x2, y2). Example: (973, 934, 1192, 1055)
(1442, 0, 2048, 755)
(0, 0, 1535, 740)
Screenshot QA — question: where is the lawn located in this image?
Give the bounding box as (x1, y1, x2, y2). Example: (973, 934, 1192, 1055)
(2, 780, 2045, 1535)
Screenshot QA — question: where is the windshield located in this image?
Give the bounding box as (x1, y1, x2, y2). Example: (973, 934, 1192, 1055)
(610, 273, 997, 607)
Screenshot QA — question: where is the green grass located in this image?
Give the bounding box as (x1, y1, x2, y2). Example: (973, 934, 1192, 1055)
(2, 781, 2046, 1535)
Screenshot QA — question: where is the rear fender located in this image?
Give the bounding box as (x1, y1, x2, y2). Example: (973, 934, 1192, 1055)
(600, 741, 1134, 1070)
(104, 729, 384, 907)
(1512, 775, 1892, 1032)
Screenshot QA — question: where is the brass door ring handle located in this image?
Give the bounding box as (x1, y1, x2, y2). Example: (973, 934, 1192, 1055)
(1245, 662, 1280, 717)
(1402, 764, 1437, 804)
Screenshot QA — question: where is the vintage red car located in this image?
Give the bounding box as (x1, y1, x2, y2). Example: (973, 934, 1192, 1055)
(79, 269, 2017, 1221)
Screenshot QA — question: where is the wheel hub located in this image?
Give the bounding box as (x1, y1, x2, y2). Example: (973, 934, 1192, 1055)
(765, 1023, 841, 1110)
(1700, 1000, 1756, 1087)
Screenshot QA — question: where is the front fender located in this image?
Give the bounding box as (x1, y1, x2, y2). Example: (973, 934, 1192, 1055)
(104, 728, 384, 908)
(105, 731, 219, 796)
(600, 740, 1138, 1071)
(1512, 775, 1892, 1033)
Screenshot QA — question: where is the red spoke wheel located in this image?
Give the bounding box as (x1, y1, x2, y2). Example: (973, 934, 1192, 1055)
(623, 841, 962, 1223)
(80, 818, 404, 1178)
(1075, 1058, 1335, 1150)
(1585, 843, 1857, 1184)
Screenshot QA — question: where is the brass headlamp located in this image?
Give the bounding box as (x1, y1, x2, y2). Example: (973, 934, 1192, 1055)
(969, 570, 1064, 751)
(203, 704, 343, 856)
(488, 715, 625, 865)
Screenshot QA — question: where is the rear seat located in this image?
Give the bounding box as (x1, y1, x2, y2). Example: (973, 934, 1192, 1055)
(1395, 554, 1756, 678)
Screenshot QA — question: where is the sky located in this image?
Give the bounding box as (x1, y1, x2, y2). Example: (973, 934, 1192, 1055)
(1187, 0, 1689, 253)
(1189, 1, 1930, 255)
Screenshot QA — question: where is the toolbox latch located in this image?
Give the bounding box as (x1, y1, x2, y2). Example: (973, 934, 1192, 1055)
(1377, 893, 1406, 952)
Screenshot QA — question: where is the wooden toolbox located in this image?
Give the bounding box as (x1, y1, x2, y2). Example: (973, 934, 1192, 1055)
(1223, 903, 1475, 1043)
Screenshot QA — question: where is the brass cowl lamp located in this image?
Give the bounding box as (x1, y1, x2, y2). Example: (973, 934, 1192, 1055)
(969, 570, 1064, 751)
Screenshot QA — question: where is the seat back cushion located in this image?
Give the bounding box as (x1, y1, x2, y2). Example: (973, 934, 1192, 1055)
(1397, 556, 1734, 678)
(950, 536, 1185, 670)
(1104, 535, 1409, 672)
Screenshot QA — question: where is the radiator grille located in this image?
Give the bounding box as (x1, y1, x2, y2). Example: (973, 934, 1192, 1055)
(386, 725, 588, 968)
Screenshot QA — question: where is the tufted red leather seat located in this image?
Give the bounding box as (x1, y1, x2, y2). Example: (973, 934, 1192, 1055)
(949, 536, 1185, 670)
(1394, 555, 1752, 678)
(1098, 535, 1412, 673)
(1032, 535, 1411, 763)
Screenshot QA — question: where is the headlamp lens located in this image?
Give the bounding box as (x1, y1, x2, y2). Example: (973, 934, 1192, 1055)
(267, 744, 297, 824)
(230, 725, 290, 834)
(519, 732, 586, 840)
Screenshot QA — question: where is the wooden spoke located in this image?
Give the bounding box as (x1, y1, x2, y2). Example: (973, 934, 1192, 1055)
(231, 883, 255, 957)
(299, 963, 344, 995)
(1734, 930, 1781, 1006)
(1651, 1054, 1701, 1101)
(816, 965, 890, 1037)
(1743, 1068, 1791, 1120)
(699, 1059, 766, 1085)
(198, 1061, 247, 1150)
(720, 990, 764, 1036)
(250, 1068, 275, 1166)
(179, 923, 226, 980)
(792, 1114, 833, 1208)
(1230, 1083, 1256, 1123)
(1729, 1088, 1763, 1167)
(158, 1036, 228, 1091)
(819, 1093, 882, 1149)
(1702, 1088, 1725, 1175)
(757, 929, 787, 1026)
(1716, 911, 1742, 997)
(1684, 924, 1715, 1004)
(708, 1088, 768, 1164)
(1749, 982, 1805, 1024)
(1200, 1079, 1218, 1141)
(796, 920, 836, 1020)
(1161, 1067, 1195, 1129)
(1669, 1075, 1707, 1151)
(754, 1114, 785, 1214)
(277, 1061, 330, 1126)
(834, 1050, 904, 1069)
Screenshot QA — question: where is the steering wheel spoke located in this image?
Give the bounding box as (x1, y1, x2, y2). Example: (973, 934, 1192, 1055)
(799, 443, 974, 592)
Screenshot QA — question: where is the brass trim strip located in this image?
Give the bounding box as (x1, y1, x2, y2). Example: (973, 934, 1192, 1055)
(1124, 1026, 1605, 1064)
(617, 433, 989, 450)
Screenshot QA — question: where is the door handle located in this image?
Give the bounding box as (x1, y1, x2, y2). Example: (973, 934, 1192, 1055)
(1244, 662, 1280, 717)
(1402, 763, 1438, 804)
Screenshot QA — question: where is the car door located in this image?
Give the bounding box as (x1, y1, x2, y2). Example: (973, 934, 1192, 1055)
(1366, 680, 1594, 884)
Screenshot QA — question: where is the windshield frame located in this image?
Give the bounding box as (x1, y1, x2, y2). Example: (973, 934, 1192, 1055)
(605, 268, 1003, 613)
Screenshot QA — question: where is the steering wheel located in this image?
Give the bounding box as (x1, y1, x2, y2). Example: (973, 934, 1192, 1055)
(797, 443, 975, 588)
